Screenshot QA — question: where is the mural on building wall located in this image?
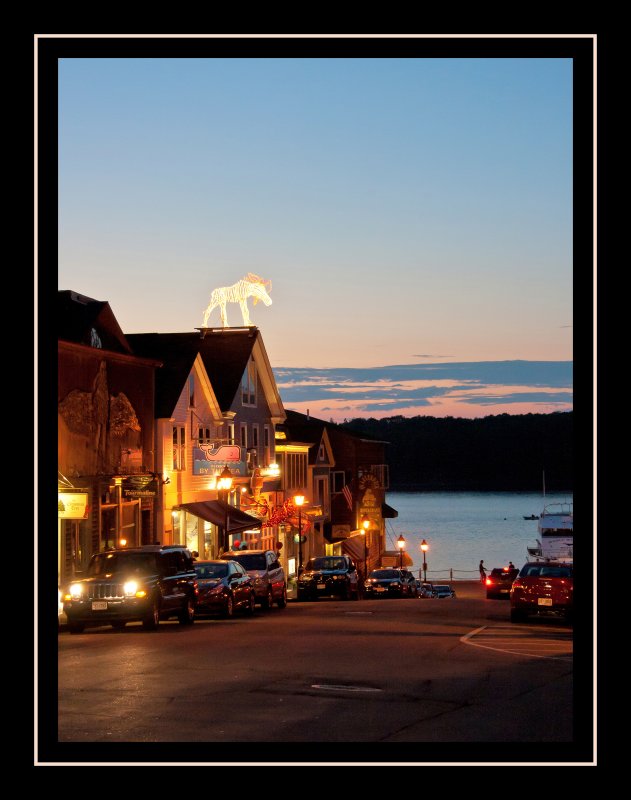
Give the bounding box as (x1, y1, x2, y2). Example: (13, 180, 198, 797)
(202, 273, 272, 327)
(58, 360, 142, 474)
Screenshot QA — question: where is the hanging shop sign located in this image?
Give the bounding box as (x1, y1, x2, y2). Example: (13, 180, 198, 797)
(193, 443, 247, 476)
(58, 492, 89, 519)
(122, 475, 158, 498)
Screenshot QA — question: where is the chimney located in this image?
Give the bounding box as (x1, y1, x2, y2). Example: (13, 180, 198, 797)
(307, 409, 310, 420)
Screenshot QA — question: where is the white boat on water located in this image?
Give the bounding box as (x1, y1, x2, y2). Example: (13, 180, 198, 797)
(527, 502, 573, 562)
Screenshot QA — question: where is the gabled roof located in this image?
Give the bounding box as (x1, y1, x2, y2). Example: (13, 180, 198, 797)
(282, 409, 388, 453)
(124, 333, 202, 418)
(58, 290, 133, 354)
(126, 328, 285, 421)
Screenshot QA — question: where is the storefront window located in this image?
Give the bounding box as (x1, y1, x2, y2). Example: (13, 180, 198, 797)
(101, 507, 117, 550)
(121, 503, 138, 547)
(186, 514, 199, 554)
(172, 510, 182, 543)
(202, 520, 213, 559)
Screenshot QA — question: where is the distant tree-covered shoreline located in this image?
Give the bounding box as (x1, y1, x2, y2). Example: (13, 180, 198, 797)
(340, 412, 573, 491)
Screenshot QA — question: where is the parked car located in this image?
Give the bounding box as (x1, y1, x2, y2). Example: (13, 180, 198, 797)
(194, 559, 255, 617)
(297, 555, 359, 600)
(418, 582, 435, 598)
(397, 569, 418, 596)
(61, 544, 198, 633)
(220, 549, 287, 609)
(364, 568, 414, 598)
(432, 584, 456, 598)
(485, 566, 520, 599)
(510, 561, 573, 623)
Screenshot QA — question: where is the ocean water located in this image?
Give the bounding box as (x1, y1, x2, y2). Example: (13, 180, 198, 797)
(384, 490, 574, 580)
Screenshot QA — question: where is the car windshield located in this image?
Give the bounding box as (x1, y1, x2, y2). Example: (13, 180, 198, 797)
(195, 563, 228, 579)
(226, 554, 266, 570)
(369, 569, 399, 579)
(306, 557, 347, 571)
(88, 552, 157, 577)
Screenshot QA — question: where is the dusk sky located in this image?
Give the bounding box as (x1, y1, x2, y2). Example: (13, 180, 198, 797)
(57, 51, 575, 421)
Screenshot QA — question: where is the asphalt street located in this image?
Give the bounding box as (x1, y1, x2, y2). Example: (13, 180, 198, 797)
(48, 581, 592, 765)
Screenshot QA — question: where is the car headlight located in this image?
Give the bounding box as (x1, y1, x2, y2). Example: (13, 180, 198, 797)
(68, 583, 84, 599)
(124, 580, 139, 597)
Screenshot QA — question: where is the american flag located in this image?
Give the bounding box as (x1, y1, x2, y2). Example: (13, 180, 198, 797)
(342, 484, 353, 511)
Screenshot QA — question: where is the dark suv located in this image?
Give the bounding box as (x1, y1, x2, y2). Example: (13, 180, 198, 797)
(297, 555, 359, 600)
(364, 568, 415, 598)
(62, 545, 198, 633)
(485, 566, 519, 599)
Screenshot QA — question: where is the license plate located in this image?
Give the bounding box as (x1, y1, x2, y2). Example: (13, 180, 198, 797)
(91, 601, 108, 610)
(538, 597, 553, 606)
(375, 587, 385, 592)
(317, 583, 326, 589)
(500, 588, 508, 593)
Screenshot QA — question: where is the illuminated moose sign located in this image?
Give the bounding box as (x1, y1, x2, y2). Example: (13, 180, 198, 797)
(202, 273, 272, 327)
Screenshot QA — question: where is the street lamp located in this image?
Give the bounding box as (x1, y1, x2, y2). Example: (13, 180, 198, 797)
(217, 466, 233, 553)
(396, 535, 406, 570)
(361, 515, 370, 584)
(294, 494, 305, 575)
(420, 539, 428, 582)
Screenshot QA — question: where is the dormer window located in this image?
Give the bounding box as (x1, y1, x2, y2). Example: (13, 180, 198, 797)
(241, 356, 257, 406)
(90, 327, 102, 348)
(318, 443, 326, 461)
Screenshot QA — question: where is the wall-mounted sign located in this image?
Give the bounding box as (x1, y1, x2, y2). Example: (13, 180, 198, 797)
(193, 444, 247, 476)
(122, 475, 158, 498)
(331, 524, 351, 538)
(58, 492, 89, 519)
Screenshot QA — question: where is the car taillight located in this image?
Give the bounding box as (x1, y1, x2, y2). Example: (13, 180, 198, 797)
(512, 578, 522, 588)
(485, 578, 492, 585)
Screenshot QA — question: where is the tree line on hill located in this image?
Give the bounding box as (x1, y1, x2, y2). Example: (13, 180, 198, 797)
(339, 412, 573, 491)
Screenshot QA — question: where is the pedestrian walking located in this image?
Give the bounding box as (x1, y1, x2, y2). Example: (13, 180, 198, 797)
(479, 559, 487, 582)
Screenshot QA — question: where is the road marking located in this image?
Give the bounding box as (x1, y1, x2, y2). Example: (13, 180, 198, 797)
(343, 611, 374, 615)
(461, 625, 573, 660)
(311, 684, 383, 693)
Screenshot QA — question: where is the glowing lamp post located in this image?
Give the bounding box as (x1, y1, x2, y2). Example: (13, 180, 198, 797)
(294, 495, 305, 575)
(397, 535, 406, 570)
(217, 466, 234, 553)
(420, 539, 428, 582)
(361, 516, 370, 584)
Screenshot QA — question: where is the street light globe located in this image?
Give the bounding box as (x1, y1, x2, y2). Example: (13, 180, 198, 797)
(218, 466, 233, 492)
(421, 539, 428, 552)
(362, 516, 370, 532)
(294, 494, 305, 507)
(397, 535, 406, 551)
